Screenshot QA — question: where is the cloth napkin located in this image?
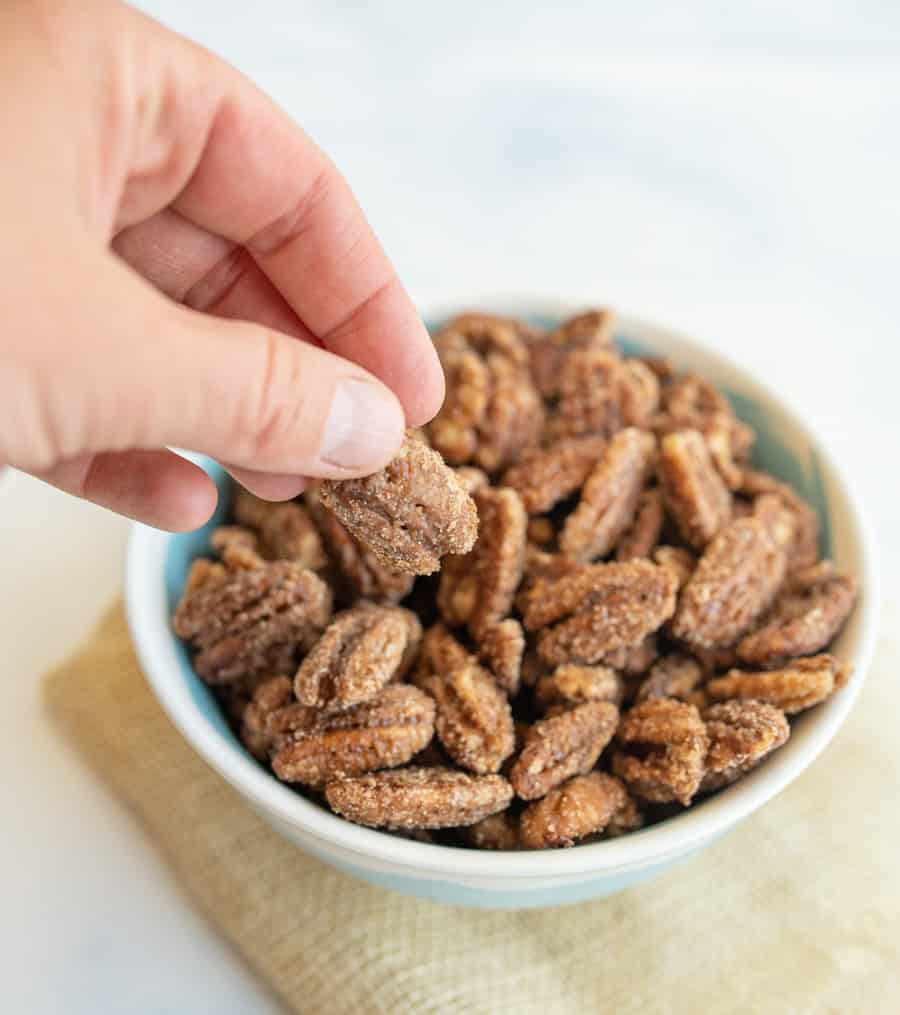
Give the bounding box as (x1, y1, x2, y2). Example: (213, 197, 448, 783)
(45, 601, 900, 1015)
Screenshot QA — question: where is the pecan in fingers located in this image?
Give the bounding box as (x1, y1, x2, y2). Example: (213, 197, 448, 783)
(319, 434, 478, 575)
(706, 654, 846, 714)
(509, 700, 619, 800)
(520, 772, 628, 849)
(325, 767, 514, 829)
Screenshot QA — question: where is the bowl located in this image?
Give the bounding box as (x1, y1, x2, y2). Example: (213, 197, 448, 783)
(125, 305, 879, 909)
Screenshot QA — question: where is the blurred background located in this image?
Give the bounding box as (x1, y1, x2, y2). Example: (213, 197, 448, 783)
(2, 2, 898, 1011)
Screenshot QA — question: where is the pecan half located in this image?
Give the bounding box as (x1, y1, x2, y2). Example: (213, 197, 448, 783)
(415, 622, 472, 680)
(437, 486, 526, 637)
(325, 767, 514, 829)
(658, 429, 732, 549)
(529, 309, 616, 398)
(520, 772, 628, 848)
(418, 662, 516, 774)
(509, 700, 619, 800)
(476, 618, 525, 695)
(604, 793, 645, 837)
(319, 434, 479, 575)
(706, 654, 846, 714)
(293, 604, 422, 710)
(615, 488, 665, 561)
(635, 654, 705, 705)
(240, 675, 294, 760)
(173, 561, 333, 685)
(548, 348, 625, 441)
(233, 489, 328, 569)
(535, 665, 624, 712)
(501, 436, 607, 514)
(739, 469, 819, 571)
(672, 518, 786, 650)
(699, 700, 789, 792)
(612, 698, 708, 805)
(463, 810, 521, 850)
(210, 526, 266, 571)
(559, 428, 656, 561)
(618, 359, 661, 428)
(305, 486, 414, 603)
(270, 684, 435, 788)
(184, 558, 227, 596)
(519, 560, 677, 666)
(427, 319, 544, 471)
(736, 563, 858, 666)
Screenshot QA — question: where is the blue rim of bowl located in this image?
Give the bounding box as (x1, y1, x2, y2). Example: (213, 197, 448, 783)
(126, 305, 880, 880)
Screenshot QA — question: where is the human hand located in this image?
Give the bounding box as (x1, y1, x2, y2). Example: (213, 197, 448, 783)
(0, 0, 443, 530)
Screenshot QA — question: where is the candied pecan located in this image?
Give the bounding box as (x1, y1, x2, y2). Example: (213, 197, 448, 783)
(325, 767, 514, 830)
(699, 700, 789, 792)
(509, 700, 619, 800)
(319, 434, 478, 575)
(559, 428, 656, 561)
(672, 518, 786, 650)
(609, 635, 659, 677)
(528, 309, 615, 398)
(294, 604, 422, 710)
(463, 810, 520, 850)
(752, 493, 798, 553)
(453, 466, 489, 495)
(418, 662, 515, 774)
(210, 526, 265, 570)
(617, 359, 661, 427)
(706, 654, 845, 714)
(305, 486, 414, 603)
(476, 619, 525, 695)
(690, 644, 739, 678)
(415, 622, 472, 680)
(270, 684, 435, 788)
(651, 545, 696, 589)
(428, 320, 544, 471)
(437, 486, 526, 637)
(638, 355, 676, 386)
(612, 699, 708, 805)
(535, 665, 624, 711)
(240, 675, 294, 760)
(174, 561, 333, 685)
(636, 654, 705, 704)
(548, 347, 624, 440)
(658, 429, 732, 549)
(737, 564, 858, 666)
(522, 561, 677, 666)
(739, 469, 819, 571)
(501, 435, 607, 514)
(233, 489, 328, 569)
(520, 772, 628, 849)
(616, 488, 665, 561)
(184, 558, 227, 596)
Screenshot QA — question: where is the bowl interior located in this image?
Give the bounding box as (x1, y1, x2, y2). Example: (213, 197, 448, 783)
(132, 309, 876, 879)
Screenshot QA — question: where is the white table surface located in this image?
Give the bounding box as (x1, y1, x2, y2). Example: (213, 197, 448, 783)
(3, 3, 899, 1011)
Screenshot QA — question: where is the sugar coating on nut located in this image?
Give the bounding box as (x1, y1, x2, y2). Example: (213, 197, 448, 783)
(658, 429, 732, 549)
(325, 767, 514, 829)
(319, 434, 478, 575)
(706, 654, 844, 714)
(535, 664, 624, 712)
(520, 772, 629, 849)
(233, 489, 328, 570)
(616, 488, 665, 561)
(476, 618, 525, 695)
(501, 435, 607, 514)
(700, 699, 789, 792)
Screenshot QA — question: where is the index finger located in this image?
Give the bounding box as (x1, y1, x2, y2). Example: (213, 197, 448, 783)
(169, 41, 444, 426)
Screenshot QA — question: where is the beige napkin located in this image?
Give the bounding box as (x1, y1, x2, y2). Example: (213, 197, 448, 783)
(45, 601, 900, 1015)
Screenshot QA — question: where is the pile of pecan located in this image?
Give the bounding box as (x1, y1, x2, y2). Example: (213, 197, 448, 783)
(173, 310, 859, 850)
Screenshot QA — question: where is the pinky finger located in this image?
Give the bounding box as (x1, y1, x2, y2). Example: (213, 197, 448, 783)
(31, 450, 218, 532)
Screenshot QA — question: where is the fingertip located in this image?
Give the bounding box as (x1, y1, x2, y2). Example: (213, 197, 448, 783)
(317, 376, 406, 477)
(147, 462, 220, 532)
(402, 338, 445, 427)
(225, 467, 308, 501)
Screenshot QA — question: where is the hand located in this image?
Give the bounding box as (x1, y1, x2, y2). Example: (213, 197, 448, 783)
(0, 0, 443, 530)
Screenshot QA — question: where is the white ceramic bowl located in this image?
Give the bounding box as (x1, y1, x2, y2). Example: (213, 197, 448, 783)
(125, 306, 879, 909)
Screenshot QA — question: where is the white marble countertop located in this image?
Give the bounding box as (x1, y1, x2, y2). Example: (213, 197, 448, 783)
(2, 3, 899, 1011)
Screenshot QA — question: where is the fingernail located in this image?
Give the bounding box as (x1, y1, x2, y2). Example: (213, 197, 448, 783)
(320, 379, 404, 470)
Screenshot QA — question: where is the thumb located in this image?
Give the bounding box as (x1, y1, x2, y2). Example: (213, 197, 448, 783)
(66, 258, 408, 478)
